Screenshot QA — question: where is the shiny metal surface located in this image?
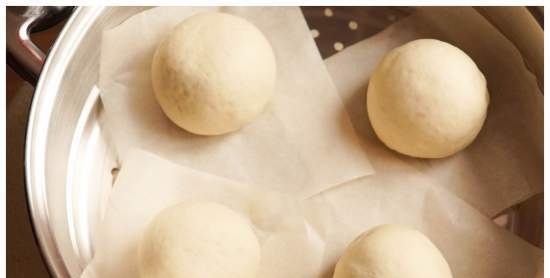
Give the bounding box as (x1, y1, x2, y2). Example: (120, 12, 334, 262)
(25, 7, 147, 277)
(6, 6, 74, 84)
(23, 6, 543, 278)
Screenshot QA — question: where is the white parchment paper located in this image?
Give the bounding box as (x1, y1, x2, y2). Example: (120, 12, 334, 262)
(81, 149, 325, 278)
(88, 6, 544, 278)
(325, 7, 543, 217)
(304, 171, 543, 278)
(83, 149, 542, 278)
(99, 6, 373, 199)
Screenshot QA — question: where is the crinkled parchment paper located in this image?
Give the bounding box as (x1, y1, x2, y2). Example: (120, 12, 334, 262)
(81, 149, 325, 278)
(325, 7, 543, 217)
(99, 6, 373, 198)
(89, 6, 543, 278)
(303, 172, 543, 278)
(83, 149, 542, 278)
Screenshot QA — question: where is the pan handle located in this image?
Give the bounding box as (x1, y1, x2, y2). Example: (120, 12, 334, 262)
(6, 6, 74, 85)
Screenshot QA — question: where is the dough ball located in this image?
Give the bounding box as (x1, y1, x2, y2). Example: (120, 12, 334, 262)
(151, 12, 277, 135)
(138, 202, 261, 278)
(367, 39, 489, 158)
(333, 224, 453, 278)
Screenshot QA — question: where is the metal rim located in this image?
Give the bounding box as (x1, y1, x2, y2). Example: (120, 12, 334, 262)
(24, 6, 104, 277)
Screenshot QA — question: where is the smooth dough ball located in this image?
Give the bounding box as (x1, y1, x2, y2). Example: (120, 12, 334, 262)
(152, 12, 276, 135)
(367, 39, 489, 158)
(138, 202, 261, 278)
(333, 224, 453, 278)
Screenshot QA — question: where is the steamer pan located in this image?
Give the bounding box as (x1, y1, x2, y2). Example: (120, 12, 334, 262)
(15, 6, 542, 277)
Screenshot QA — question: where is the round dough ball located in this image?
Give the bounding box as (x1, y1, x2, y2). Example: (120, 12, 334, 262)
(138, 202, 261, 278)
(333, 224, 453, 278)
(367, 39, 489, 158)
(152, 12, 276, 135)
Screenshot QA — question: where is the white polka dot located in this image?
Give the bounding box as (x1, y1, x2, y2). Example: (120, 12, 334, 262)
(333, 42, 344, 51)
(311, 29, 320, 38)
(324, 8, 333, 17)
(348, 20, 358, 30)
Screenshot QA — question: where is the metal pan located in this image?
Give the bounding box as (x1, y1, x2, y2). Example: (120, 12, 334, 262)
(7, 6, 542, 278)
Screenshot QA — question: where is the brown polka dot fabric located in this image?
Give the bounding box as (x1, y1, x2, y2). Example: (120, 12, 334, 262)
(301, 7, 412, 58)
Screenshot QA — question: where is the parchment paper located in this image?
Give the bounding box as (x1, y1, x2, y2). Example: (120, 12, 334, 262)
(81, 149, 325, 278)
(325, 7, 543, 217)
(99, 6, 373, 199)
(303, 171, 543, 278)
(82, 149, 542, 278)
(89, 6, 544, 278)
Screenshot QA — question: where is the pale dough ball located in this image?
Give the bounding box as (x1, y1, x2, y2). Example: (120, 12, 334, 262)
(138, 202, 261, 278)
(367, 39, 489, 158)
(333, 224, 453, 278)
(152, 12, 276, 135)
